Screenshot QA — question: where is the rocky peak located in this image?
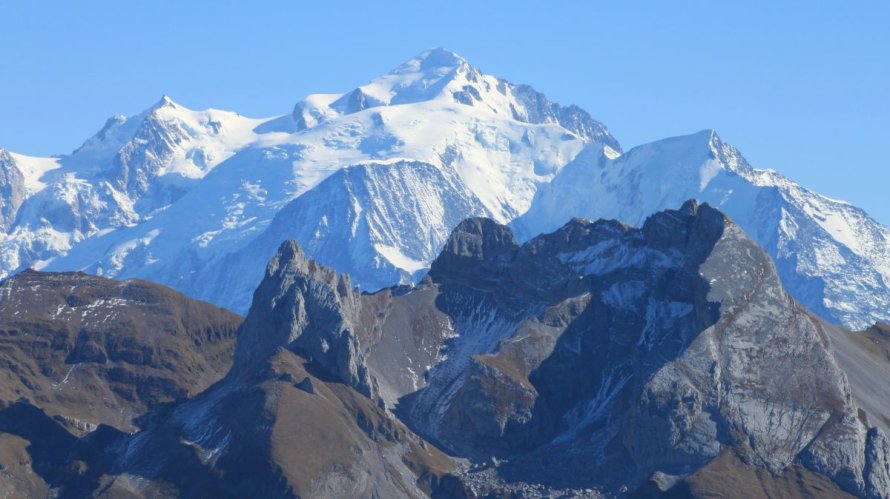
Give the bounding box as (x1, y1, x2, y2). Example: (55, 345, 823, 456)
(262, 239, 342, 284)
(427, 217, 518, 283)
(525, 217, 630, 254)
(641, 199, 727, 256)
(233, 240, 374, 397)
(868, 322, 890, 335)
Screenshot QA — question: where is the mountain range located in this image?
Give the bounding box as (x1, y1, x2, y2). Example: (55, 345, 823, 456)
(0, 49, 887, 330)
(1, 201, 888, 497)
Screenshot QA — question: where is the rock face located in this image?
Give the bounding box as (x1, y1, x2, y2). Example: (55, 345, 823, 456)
(0, 203, 888, 498)
(221, 200, 890, 497)
(0, 150, 26, 232)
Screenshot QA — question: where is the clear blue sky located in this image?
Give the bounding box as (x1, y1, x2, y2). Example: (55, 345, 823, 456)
(1, 1, 888, 223)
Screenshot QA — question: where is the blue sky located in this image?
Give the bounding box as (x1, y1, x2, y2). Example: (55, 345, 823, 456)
(1, 1, 888, 223)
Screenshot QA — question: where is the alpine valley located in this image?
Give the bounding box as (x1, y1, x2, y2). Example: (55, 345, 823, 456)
(1, 49, 890, 498)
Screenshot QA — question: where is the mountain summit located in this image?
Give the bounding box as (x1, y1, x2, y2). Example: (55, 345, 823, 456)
(330, 47, 474, 109)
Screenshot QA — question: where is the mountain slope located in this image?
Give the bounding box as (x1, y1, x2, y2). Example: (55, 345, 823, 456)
(516, 130, 890, 329)
(0, 270, 242, 433)
(0, 271, 242, 495)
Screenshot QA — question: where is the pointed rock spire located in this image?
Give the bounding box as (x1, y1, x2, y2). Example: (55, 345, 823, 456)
(234, 240, 374, 398)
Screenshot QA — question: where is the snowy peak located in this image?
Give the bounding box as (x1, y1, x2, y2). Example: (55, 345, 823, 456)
(657, 128, 752, 175)
(625, 129, 749, 171)
(706, 129, 753, 175)
(71, 95, 190, 162)
(0, 95, 270, 275)
(607, 129, 752, 193)
(151, 94, 178, 110)
(294, 48, 620, 150)
(392, 47, 468, 75)
(331, 47, 474, 111)
(29, 49, 619, 313)
(67, 96, 265, 204)
(292, 55, 449, 128)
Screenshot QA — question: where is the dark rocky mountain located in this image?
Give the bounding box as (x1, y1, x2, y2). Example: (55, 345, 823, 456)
(0, 202, 888, 498)
(357, 201, 890, 497)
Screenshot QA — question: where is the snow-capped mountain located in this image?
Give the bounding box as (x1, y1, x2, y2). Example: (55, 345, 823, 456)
(515, 130, 890, 329)
(0, 96, 265, 276)
(0, 48, 887, 330)
(1, 48, 616, 310)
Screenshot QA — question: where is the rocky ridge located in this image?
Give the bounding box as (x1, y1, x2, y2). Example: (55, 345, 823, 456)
(0, 203, 888, 498)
